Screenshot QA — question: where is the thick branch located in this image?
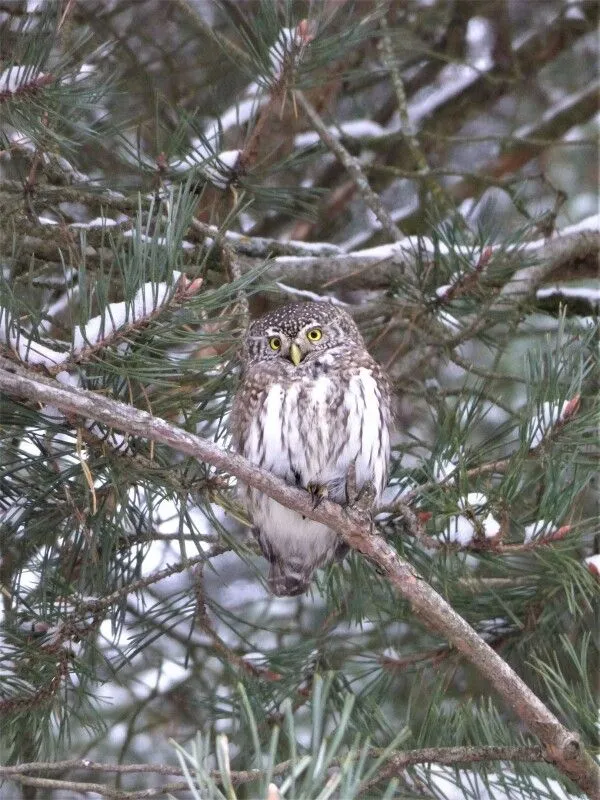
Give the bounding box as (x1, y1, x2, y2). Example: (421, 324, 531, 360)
(239, 222, 599, 292)
(0, 361, 598, 797)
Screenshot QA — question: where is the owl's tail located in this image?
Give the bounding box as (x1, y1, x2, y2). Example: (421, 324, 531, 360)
(268, 560, 311, 597)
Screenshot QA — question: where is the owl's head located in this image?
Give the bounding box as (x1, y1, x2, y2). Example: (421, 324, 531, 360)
(243, 302, 364, 367)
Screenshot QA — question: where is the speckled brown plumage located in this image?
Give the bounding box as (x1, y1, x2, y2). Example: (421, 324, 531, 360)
(230, 302, 392, 596)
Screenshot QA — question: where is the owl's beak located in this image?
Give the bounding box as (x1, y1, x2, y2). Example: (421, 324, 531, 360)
(289, 343, 302, 366)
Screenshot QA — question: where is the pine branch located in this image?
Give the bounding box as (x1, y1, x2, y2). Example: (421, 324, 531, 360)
(1, 358, 598, 797)
(0, 653, 70, 716)
(393, 394, 582, 510)
(235, 220, 599, 292)
(0, 745, 549, 799)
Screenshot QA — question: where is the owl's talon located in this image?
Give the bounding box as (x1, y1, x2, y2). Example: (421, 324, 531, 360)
(307, 482, 328, 509)
(345, 461, 358, 505)
(344, 463, 375, 523)
(355, 480, 376, 512)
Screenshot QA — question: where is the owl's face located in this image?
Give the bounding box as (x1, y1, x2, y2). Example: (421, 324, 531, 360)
(243, 302, 364, 368)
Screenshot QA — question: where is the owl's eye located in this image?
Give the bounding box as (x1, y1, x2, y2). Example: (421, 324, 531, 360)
(306, 328, 322, 342)
(268, 336, 281, 351)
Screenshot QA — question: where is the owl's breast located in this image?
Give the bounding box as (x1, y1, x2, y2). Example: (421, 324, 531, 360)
(244, 376, 338, 479)
(242, 364, 389, 502)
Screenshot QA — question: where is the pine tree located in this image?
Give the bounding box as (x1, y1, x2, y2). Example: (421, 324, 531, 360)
(0, 2, 598, 799)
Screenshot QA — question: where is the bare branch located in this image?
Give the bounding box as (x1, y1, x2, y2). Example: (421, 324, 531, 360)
(295, 90, 404, 242)
(358, 745, 547, 794)
(378, 15, 457, 219)
(0, 744, 550, 800)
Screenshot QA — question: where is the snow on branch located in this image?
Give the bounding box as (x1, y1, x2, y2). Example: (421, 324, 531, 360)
(0, 273, 202, 372)
(434, 246, 493, 303)
(0, 273, 202, 458)
(0, 65, 55, 103)
(585, 555, 600, 578)
(536, 285, 600, 316)
(9, 194, 597, 296)
(0, 308, 69, 368)
(71, 273, 203, 358)
(525, 396, 581, 449)
(294, 119, 386, 149)
(439, 492, 501, 548)
(267, 19, 314, 84)
(524, 520, 572, 546)
(171, 19, 314, 190)
(233, 216, 600, 292)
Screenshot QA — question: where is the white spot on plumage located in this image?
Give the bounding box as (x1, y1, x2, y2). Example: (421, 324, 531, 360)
(311, 376, 332, 406)
(260, 383, 286, 470)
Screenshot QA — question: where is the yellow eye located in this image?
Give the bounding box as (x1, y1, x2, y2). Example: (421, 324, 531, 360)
(268, 336, 281, 351)
(307, 328, 322, 342)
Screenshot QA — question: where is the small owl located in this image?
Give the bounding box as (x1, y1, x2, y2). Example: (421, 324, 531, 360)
(230, 302, 392, 596)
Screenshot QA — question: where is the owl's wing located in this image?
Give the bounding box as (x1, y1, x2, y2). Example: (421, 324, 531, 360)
(374, 360, 399, 435)
(229, 365, 263, 455)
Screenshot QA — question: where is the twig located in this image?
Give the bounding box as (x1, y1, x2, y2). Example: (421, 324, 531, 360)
(295, 90, 403, 242)
(194, 565, 282, 682)
(378, 16, 457, 219)
(358, 745, 547, 794)
(0, 654, 70, 715)
(73, 543, 229, 618)
(57, 0, 76, 31)
(0, 744, 549, 800)
(222, 241, 250, 334)
(0, 360, 598, 797)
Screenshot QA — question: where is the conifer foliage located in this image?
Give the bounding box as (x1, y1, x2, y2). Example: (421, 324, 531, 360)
(0, 2, 598, 798)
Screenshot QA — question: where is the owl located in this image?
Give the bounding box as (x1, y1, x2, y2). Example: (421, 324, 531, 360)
(230, 302, 392, 597)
